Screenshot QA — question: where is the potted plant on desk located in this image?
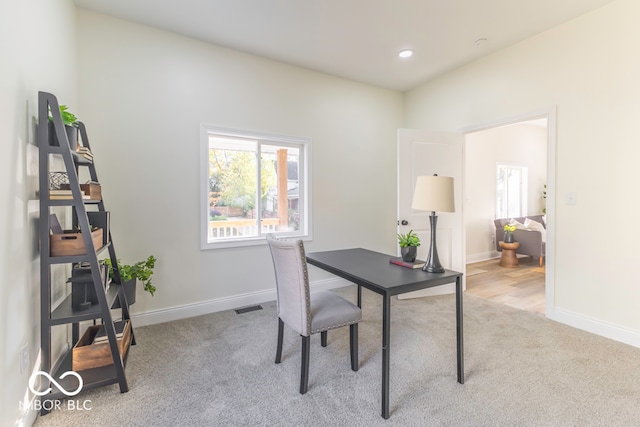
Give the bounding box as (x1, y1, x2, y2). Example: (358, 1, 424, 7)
(105, 255, 157, 307)
(397, 230, 421, 262)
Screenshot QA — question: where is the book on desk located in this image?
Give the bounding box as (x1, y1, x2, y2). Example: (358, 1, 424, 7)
(389, 257, 426, 269)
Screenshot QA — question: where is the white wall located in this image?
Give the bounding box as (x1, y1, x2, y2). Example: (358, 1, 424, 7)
(465, 123, 547, 261)
(1, 1, 78, 426)
(6, 2, 640, 424)
(76, 10, 403, 323)
(405, 0, 640, 345)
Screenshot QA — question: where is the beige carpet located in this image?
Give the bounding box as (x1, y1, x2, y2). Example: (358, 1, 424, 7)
(34, 287, 640, 427)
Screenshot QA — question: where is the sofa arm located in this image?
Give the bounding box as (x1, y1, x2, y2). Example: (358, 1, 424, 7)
(512, 229, 544, 257)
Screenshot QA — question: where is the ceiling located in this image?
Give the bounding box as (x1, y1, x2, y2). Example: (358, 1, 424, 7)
(74, 0, 616, 92)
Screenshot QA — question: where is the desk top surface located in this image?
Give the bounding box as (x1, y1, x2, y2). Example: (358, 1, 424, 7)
(306, 248, 462, 297)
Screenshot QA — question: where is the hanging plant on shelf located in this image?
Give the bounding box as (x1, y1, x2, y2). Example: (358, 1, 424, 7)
(48, 105, 79, 127)
(47, 104, 80, 146)
(104, 255, 157, 296)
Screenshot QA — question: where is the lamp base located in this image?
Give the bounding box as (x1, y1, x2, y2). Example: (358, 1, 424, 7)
(421, 212, 445, 273)
(423, 264, 445, 273)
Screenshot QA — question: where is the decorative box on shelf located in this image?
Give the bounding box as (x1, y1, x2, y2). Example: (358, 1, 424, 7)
(50, 228, 103, 257)
(72, 319, 131, 371)
(61, 183, 101, 200)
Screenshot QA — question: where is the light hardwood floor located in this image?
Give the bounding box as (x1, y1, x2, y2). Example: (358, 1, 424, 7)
(465, 256, 545, 315)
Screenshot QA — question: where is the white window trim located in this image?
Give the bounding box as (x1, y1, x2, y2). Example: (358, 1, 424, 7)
(495, 162, 528, 219)
(200, 124, 312, 250)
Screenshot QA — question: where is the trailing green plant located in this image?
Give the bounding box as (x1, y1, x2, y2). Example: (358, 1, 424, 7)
(48, 105, 78, 127)
(104, 255, 157, 296)
(397, 230, 421, 247)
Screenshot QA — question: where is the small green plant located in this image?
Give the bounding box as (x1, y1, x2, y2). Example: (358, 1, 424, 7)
(104, 255, 157, 296)
(49, 105, 78, 127)
(397, 230, 421, 247)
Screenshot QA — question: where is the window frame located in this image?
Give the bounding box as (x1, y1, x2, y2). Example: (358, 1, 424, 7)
(200, 125, 312, 250)
(495, 162, 528, 219)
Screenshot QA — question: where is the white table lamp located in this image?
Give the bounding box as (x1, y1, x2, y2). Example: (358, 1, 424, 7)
(411, 174, 455, 273)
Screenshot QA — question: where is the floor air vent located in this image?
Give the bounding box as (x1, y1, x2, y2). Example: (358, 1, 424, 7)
(235, 305, 263, 314)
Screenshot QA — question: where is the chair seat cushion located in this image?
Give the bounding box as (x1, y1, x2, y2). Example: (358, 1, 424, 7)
(309, 291, 361, 335)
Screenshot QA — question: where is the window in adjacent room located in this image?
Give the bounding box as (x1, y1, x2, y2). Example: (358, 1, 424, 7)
(201, 125, 310, 249)
(496, 163, 528, 218)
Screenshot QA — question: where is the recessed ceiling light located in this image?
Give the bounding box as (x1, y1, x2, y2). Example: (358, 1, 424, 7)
(398, 49, 414, 59)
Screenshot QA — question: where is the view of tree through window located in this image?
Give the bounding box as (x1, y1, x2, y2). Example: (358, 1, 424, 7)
(203, 128, 308, 246)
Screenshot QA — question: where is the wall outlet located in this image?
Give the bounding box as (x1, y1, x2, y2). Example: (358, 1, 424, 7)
(20, 343, 29, 374)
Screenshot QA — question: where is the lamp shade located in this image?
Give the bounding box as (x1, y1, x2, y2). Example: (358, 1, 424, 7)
(411, 175, 455, 213)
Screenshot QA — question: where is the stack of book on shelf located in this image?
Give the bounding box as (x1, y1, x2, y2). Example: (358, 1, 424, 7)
(49, 189, 89, 200)
(75, 145, 93, 161)
(389, 257, 426, 269)
(92, 320, 127, 344)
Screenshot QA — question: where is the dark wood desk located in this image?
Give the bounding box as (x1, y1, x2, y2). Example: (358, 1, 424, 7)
(306, 248, 464, 419)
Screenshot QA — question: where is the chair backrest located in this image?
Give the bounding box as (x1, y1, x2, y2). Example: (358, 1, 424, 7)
(266, 234, 311, 336)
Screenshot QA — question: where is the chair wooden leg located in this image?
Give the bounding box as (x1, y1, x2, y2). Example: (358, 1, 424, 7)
(321, 331, 327, 347)
(275, 318, 284, 364)
(300, 335, 310, 394)
(350, 323, 358, 372)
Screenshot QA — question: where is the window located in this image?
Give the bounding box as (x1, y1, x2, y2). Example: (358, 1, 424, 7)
(201, 125, 311, 249)
(496, 163, 528, 218)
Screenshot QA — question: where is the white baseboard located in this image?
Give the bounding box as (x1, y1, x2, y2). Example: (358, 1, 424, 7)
(131, 278, 353, 327)
(129, 278, 640, 351)
(466, 251, 499, 263)
(17, 395, 39, 427)
(549, 308, 640, 349)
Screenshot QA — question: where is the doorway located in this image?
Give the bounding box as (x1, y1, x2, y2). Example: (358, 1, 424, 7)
(461, 109, 555, 317)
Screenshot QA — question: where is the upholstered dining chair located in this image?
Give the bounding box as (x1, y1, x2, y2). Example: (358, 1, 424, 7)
(266, 234, 361, 394)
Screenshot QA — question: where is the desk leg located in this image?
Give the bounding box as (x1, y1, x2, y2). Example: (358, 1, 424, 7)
(456, 276, 464, 384)
(357, 284, 362, 308)
(382, 294, 390, 419)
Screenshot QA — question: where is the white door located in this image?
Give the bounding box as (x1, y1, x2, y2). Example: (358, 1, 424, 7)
(397, 128, 463, 299)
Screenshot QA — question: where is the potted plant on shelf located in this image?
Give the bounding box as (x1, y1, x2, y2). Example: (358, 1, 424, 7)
(48, 104, 79, 147)
(503, 224, 516, 243)
(397, 230, 421, 262)
(104, 255, 157, 307)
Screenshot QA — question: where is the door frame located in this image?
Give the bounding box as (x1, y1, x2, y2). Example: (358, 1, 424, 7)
(460, 106, 556, 318)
